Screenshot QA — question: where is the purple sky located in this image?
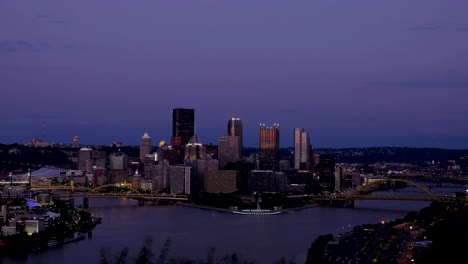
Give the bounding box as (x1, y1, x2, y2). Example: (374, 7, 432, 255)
(1, 0, 468, 148)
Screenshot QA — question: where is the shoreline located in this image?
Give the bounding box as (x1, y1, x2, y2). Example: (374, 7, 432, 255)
(178, 202, 320, 215)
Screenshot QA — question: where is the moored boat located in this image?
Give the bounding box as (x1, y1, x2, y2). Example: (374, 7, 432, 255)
(47, 240, 60, 249)
(63, 233, 86, 244)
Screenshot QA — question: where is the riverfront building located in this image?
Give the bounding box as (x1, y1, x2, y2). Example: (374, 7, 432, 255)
(168, 166, 191, 194)
(248, 170, 275, 193)
(145, 163, 168, 190)
(185, 159, 219, 194)
(204, 168, 237, 193)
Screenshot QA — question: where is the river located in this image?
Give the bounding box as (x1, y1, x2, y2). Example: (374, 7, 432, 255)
(2, 186, 464, 264)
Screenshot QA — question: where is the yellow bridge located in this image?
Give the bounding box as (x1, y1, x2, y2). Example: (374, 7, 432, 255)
(30, 182, 189, 201)
(289, 178, 466, 203)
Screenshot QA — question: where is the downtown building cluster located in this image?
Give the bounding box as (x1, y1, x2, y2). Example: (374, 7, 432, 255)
(66, 108, 341, 195)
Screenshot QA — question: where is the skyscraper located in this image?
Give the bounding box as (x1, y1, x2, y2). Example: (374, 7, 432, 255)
(184, 134, 206, 160)
(110, 153, 129, 171)
(259, 123, 280, 171)
(140, 132, 152, 161)
(72, 136, 79, 147)
(294, 128, 311, 170)
(78, 147, 92, 172)
(172, 108, 195, 146)
(218, 118, 243, 168)
(318, 155, 336, 193)
(218, 135, 240, 169)
(227, 117, 243, 158)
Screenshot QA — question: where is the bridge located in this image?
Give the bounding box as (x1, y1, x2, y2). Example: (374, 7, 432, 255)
(387, 174, 467, 184)
(27, 183, 189, 207)
(53, 192, 188, 201)
(288, 178, 467, 207)
(307, 194, 460, 202)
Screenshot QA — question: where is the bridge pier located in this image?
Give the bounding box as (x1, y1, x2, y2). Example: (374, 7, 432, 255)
(345, 199, 355, 208)
(145, 199, 159, 206)
(138, 199, 145, 206)
(83, 197, 89, 209)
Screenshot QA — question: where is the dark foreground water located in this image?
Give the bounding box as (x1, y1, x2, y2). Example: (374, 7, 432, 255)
(2, 186, 463, 264)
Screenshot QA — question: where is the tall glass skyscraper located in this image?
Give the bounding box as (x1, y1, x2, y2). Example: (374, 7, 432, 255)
(294, 128, 311, 170)
(227, 117, 243, 158)
(172, 108, 195, 146)
(259, 123, 280, 171)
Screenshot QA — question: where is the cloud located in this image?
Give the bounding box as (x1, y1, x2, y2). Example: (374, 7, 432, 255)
(456, 26, 468, 32)
(410, 24, 446, 31)
(46, 20, 66, 24)
(368, 81, 468, 89)
(35, 14, 67, 25)
(0, 41, 17, 52)
(0, 40, 57, 53)
(411, 24, 468, 33)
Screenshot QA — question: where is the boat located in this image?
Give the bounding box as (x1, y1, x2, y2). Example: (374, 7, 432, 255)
(47, 240, 60, 248)
(63, 233, 86, 244)
(231, 209, 284, 215)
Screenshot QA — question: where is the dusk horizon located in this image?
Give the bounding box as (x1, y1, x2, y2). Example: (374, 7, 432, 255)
(2, 1, 468, 149)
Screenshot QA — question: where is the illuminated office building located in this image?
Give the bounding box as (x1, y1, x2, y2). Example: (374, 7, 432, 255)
(172, 108, 195, 147)
(259, 123, 280, 171)
(294, 128, 311, 170)
(139, 132, 152, 161)
(227, 117, 243, 158)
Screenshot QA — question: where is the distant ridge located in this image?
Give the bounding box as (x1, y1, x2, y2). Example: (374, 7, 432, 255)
(242, 147, 468, 165)
(1, 144, 467, 168)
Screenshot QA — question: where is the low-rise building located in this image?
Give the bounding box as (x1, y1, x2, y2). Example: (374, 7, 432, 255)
(204, 168, 237, 193)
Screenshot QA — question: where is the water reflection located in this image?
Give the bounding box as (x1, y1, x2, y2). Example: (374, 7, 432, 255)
(4, 186, 461, 264)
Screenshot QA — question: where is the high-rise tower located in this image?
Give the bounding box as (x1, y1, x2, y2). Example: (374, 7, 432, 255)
(172, 108, 195, 147)
(218, 135, 240, 169)
(78, 147, 92, 172)
(259, 123, 280, 171)
(294, 128, 311, 170)
(140, 132, 152, 161)
(318, 155, 336, 193)
(228, 117, 242, 148)
(227, 117, 243, 158)
(218, 117, 243, 168)
(72, 136, 79, 147)
(228, 117, 243, 160)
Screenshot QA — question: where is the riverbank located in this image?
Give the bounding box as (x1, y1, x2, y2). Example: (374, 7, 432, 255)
(286, 204, 321, 212)
(305, 200, 468, 263)
(0, 197, 102, 258)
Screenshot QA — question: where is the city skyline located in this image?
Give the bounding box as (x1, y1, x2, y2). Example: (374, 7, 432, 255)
(2, 1, 468, 149)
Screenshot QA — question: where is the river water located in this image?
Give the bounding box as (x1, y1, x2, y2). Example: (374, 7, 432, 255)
(2, 186, 464, 264)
